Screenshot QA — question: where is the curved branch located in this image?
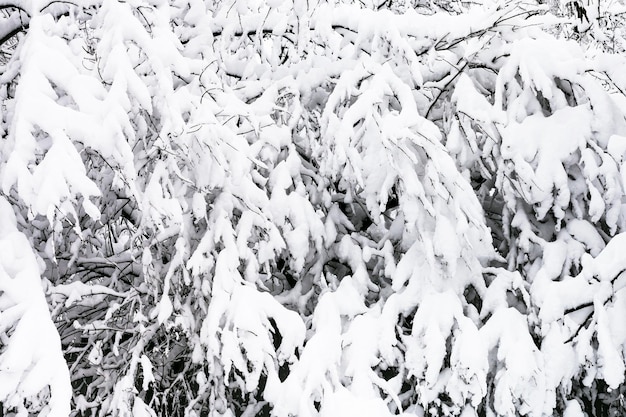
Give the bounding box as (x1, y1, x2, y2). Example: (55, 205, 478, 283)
(39, 0, 77, 13)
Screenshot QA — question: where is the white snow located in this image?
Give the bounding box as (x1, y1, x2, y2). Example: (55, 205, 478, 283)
(0, 197, 72, 417)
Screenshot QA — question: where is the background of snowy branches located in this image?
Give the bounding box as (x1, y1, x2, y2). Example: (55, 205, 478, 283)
(1, 0, 626, 416)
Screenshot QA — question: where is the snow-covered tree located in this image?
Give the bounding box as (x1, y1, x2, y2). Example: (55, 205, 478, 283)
(1, 0, 626, 416)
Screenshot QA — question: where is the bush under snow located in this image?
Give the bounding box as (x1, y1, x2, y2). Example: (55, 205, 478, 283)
(1, 0, 626, 416)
